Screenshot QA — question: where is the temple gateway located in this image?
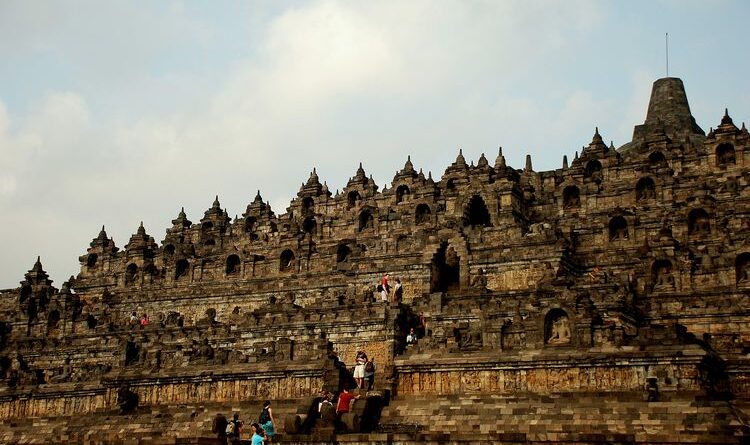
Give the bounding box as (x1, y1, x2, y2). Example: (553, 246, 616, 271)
(2, 77, 750, 443)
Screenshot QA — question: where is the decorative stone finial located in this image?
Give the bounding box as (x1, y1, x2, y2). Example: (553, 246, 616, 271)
(404, 155, 414, 172)
(477, 153, 488, 168)
(721, 108, 734, 126)
(562, 155, 568, 169)
(525, 154, 533, 171)
(455, 149, 466, 167)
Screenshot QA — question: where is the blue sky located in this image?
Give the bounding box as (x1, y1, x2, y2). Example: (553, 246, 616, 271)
(0, 0, 748, 287)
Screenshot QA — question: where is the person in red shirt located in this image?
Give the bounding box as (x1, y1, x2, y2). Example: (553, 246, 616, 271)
(335, 387, 359, 414)
(381, 273, 390, 294)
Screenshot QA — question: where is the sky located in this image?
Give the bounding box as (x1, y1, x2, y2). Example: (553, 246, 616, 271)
(0, 0, 748, 288)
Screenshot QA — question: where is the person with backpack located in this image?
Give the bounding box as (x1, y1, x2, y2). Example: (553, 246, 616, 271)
(364, 358, 376, 391)
(393, 278, 403, 304)
(353, 348, 367, 389)
(227, 412, 243, 444)
(259, 400, 275, 442)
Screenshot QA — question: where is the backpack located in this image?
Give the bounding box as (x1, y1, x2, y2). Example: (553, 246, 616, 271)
(225, 421, 235, 435)
(365, 361, 375, 373)
(259, 407, 270, 424)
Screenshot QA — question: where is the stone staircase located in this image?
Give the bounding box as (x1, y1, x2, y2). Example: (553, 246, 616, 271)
(0, 399, 303, 444)
(369, 392, 745, 444)
(2, 392, 744, 444)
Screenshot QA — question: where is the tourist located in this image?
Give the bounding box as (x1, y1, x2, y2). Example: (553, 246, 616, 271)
(381, 273, 391, 294)
(645, 377, 659, 402)
(416, 312, 426, 338)
(393, 278, 403, 304)
(230, 412, 243, 444)
(129, 311, 138, 325)
(406, 328, 417, 344)
(300, 390, 325, 434)
(353, 348, 367, 389)
(250, 422, 264, 445)
(139, 313, 149, 326)
(319, 391, 333, 412)
(259, 400, 275, 442)
(365, 358, 376, 391)
(376, 283, 387, 302)
(588, 265, 602, 282)
(335, 387, 359, 415)
(211, 413, 228, 445)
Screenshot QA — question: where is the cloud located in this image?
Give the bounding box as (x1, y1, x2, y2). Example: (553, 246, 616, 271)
(8, 0, 749, 288)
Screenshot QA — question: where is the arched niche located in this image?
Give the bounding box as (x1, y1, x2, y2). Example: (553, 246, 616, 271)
(125, 263, 138, 286)
(302, 197, 314, 215)
(226, 255, 240, 275)
(584, 159, 602, 180)
(396, 185, 411, 203)
(280, 249, 295, 272)
(648, 151, 668, 169)
(652, 259, 675, 291)
(717, 143, 736, 168)
(164, 244, 176, 257)
(430, 241, 461, 292)
(86, 253, 98, 268)
(347, 191, 361, 209)
(175, 259, 190, 280)
(336, 244, 351, 263)
(562, 186, 580, 209)
(688, 208, 711, 236)
(358, 209, 374, 232)
(464, 195, 491, 227)
(47, 310, 60, 329)
(302, 216, 317, 235)
(415, 203, 431, 225)
(202, 221, 214, 233)
(445, 179, 456, 192)
(545, 308, 572, 345)
(608, 216, 629, 241)
(636, 177, 656, 201)
(736, 253, 750, 285)
(244, 216, 258, 234)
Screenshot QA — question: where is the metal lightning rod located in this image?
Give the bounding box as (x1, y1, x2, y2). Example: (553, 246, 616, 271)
(666, 32, 669, 77)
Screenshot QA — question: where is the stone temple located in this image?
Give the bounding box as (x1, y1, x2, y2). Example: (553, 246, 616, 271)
(1, 77, 750, 444)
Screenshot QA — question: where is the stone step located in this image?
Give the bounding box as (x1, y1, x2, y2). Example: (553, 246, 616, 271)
(377, 392, 742, 443)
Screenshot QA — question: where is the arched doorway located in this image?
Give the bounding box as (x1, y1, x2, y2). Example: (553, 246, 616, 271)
(431, 242, 461, 292)
(464, 195, 491, 227)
